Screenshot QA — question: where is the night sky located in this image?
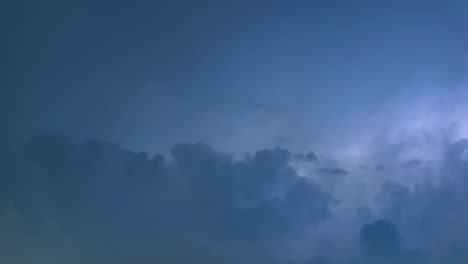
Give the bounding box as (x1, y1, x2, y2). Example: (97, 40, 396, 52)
(1, 1, 468, 263)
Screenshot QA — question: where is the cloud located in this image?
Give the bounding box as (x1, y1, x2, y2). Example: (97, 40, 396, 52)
(3, 133, 468, 263)
(359, 219, 402, 260)
(356, 138, 468, 263)
(0, 134, 335, 263)
(316, 168, 348, 175)
(401, 159, 424, 168)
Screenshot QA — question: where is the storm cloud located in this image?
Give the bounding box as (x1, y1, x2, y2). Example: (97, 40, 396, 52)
(2, 0, 468, 263)
(1, 134, 468, 263)
(1, 134, 335, 263)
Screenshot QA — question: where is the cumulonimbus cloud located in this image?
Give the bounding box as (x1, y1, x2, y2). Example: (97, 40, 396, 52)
(2, 133, 468, 263)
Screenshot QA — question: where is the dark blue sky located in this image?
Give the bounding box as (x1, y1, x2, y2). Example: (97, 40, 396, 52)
(2, 1, 468, 263)
(2, 0, 467, 156)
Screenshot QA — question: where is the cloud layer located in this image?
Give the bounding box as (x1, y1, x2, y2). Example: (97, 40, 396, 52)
(2, 133, 468, 263)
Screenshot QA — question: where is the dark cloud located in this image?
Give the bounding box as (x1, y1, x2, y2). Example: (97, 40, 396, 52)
(358, 139, 468, 263)
(316, 168, 348, 175)
(401, 159, 433, 170)
(360, 219, 402, 261)
(0, 134, 335, 263)
(305, 151, 318, 162)
(294, 151, 318, 163)
(401, 159, 424, 168)
(375, 165, 386, 171)
(3, 135, 468, 263)
(359, 219, 424, 264)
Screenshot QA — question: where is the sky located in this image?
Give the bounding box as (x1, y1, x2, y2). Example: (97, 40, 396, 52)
(1, 0, 468, 263)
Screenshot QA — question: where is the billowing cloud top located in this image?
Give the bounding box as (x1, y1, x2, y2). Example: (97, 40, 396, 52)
(2, 133, 468, 263)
